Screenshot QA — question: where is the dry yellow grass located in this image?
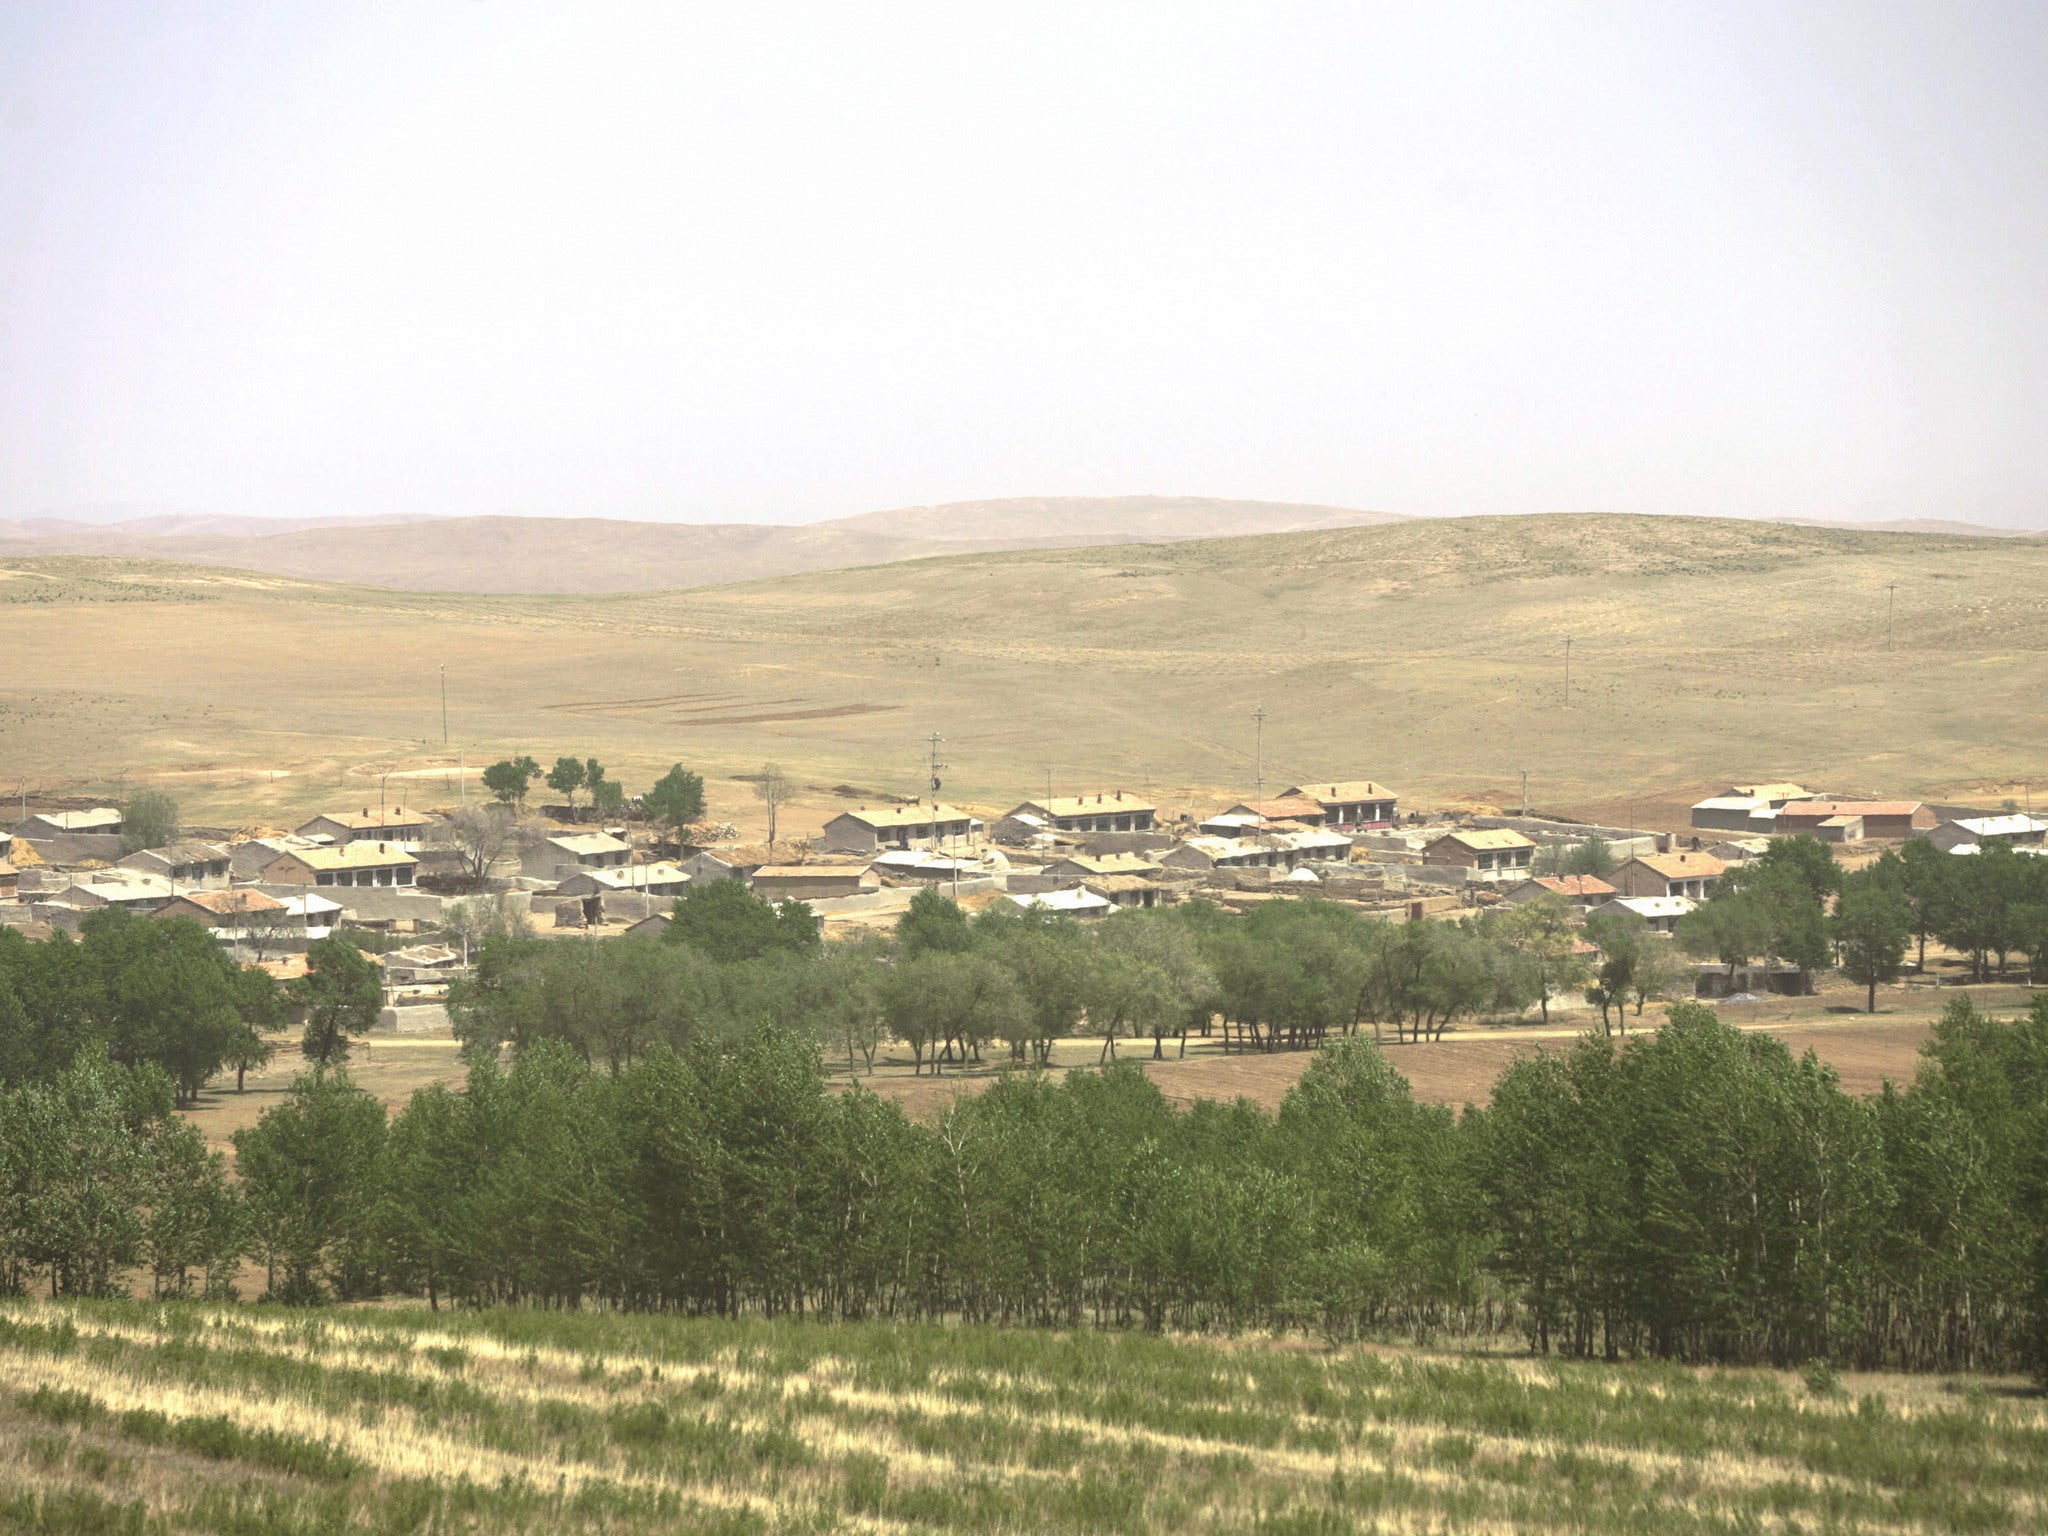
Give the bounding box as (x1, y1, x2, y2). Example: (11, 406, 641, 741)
(1, 513, 2043, 834)
(1, 1298, 2041, 1534)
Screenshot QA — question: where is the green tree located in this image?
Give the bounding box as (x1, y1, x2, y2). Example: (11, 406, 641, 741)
(1557, 836, 1616, 877)
(481, 754, 542, 805)
(6, 1051, 169, 1295)
(642, 764, 707, 838)
(292, 937, 383, 1065)
(668, 878, 818, 961)
(1495, 893, 1592, 1027)
(144, 1118, 243, 1298)
(897, 886, 973, 959)
(1834, 871, 1912, 1012)
(1583, 911, 1649, 1035)
(232, 1069, 387, 1301)
(119, 788, 180, 854)
(546, 755, 588, 814)
(79, 908, 245, 1105)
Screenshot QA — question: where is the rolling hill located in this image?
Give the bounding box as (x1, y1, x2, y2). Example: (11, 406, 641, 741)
(1, 513, 2043, 831)
(0, 497, 1404, 594)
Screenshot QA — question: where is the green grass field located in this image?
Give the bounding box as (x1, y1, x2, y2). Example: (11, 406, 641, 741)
(1, 1300, 2040, 1534)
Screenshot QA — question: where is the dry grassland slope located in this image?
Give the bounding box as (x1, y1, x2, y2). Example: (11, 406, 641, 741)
(0, 496, 1403, 594)
(0, 514, 2042, 827)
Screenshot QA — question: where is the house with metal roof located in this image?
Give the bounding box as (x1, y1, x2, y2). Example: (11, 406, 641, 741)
(1588, 894, 1698, 933)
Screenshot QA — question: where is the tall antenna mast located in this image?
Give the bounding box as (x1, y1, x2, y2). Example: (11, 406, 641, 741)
(926, 733, 947, 852)
(1252, 706, 1267, 795)
(1886, 582, 1897, 651)
(439, 663, 449, 744)
(1563, 638, 1572, 705)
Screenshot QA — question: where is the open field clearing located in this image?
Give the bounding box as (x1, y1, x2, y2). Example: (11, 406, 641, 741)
(174, 983, 2035, 1153)
(0, 1300, 2041, 1535)
(1, 514, 2044, 830)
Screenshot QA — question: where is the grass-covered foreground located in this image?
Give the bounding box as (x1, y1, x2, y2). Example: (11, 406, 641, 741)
(0, 1302, 2041, 1535)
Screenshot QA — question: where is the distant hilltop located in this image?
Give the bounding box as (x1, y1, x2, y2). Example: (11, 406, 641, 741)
(0, 497, 2037, 595)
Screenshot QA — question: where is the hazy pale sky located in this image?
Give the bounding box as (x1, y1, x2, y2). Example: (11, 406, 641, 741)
(3, 2, 2045, 527)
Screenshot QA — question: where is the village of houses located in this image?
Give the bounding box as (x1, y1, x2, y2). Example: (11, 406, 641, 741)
(1, 771, 2040, 1043)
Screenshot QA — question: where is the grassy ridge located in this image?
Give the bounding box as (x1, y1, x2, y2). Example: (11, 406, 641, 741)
(4, 512, 2046, 825)
(0, 1300, 2040, 1534)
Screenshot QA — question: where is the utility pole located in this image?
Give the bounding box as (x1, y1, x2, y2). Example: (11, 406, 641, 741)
(1252, 706, 1266, 795)
(1886, 583, 1897, 651)
(380, 772, 390, 823)
(1520, 769, 1529, 818)
(926, 734, 946, 853)
(458, 750, 466, 809)
(439, 664, 449, 745)
(1563, 638, 1572, 705)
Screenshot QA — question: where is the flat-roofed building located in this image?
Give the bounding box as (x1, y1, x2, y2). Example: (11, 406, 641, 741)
(294, 807, 431, 848)
(1004, 887, 1113, 917)
(1612, 851, 1726, 900)
(261, 843, 418, 887)
(1279, 781, 1400, 830)
(821, 803, 983, 854)
(1000, 793, 1156, 834)
(1588, 894, 1697, 933)
(750, 865, 880, 901)
(1420, 828, 1536, 877)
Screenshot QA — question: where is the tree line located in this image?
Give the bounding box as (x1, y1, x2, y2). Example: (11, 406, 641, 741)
(451, 882, 1683, 1078)
(1676, 834, 2048, 1005)
(3, 984, 2041, 1376)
